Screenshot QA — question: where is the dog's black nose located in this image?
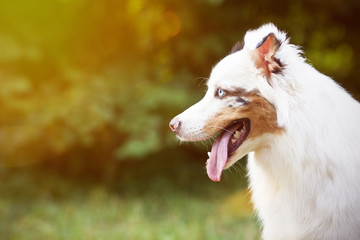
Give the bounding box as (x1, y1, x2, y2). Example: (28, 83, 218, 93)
(169, 117, 181, 134)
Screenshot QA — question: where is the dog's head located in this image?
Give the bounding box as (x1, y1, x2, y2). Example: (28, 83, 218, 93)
(170, 24, 290, 181)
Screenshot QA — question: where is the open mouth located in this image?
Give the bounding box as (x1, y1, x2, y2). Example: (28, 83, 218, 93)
(206, 118, 251, 182)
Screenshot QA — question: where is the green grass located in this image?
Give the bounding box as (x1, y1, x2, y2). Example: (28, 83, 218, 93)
(0, 157, 260, 240)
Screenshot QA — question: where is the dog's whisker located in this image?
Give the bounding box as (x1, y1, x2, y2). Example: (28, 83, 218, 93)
(200, 133, 218, 146)
(232, 162, 246, 176)
(206, 125, 234, 135)
(195, 76, 209, 87)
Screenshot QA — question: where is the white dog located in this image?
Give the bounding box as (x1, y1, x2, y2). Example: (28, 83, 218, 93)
(169, 23, 360, 239)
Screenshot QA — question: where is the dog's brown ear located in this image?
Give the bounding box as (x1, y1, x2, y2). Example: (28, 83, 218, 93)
(252, 33, 282, 80)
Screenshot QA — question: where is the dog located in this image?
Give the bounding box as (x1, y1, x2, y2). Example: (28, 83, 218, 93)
(169, 23, 360, 240)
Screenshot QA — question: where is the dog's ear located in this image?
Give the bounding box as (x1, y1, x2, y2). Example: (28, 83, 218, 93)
(252, 33, 282, 81)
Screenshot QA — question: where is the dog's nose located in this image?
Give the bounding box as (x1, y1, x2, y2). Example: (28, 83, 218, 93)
(169, 117, 181, 133)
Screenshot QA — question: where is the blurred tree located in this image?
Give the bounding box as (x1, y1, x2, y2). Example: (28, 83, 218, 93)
(0, 0, 358, 167)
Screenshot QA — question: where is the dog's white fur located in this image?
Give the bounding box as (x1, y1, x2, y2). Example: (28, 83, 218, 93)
(172, 24, 360, 239)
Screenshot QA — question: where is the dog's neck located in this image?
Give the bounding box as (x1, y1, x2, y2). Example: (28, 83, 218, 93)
(251, 58, 359, 186)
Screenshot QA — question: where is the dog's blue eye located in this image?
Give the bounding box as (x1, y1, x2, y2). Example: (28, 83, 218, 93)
(217, 88, 226, 98)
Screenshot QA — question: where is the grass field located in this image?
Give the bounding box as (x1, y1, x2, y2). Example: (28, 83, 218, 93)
(0, 155, 260, 240)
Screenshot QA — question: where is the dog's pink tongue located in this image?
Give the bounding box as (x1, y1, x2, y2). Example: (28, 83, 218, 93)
(207, 123, 241, 182)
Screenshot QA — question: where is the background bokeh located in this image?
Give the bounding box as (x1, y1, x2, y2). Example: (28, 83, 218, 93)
(1, 0, 359, 239)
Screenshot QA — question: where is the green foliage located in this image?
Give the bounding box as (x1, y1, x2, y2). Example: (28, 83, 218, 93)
(0, 165, 259, 240)
(2, 2, 358, 238)
(0, 0, 359, 165)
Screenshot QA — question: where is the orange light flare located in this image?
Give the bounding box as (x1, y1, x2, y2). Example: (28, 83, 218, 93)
(155, 10, 181, 42)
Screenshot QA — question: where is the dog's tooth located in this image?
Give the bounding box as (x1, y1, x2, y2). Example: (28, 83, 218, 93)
(239, 127, 245, 134)
(207, 152, 211, 157)
(234, 131, 241, 138)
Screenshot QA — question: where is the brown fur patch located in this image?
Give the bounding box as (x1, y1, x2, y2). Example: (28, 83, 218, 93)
(203, 91, 283, 141)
